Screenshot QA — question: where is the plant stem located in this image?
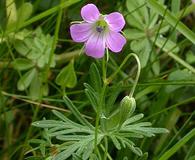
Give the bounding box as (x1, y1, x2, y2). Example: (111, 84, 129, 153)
(19, 106, 39, 160)
(128, 53, 141, 98)
(102, 55, 107, 83)
(107, 53, 141, 98)
(45, 0, 63, 82)
(94, 84, 106, 154)
(104, 137, 108, 160)
(107, 54, 132, 83)
(100, 144, 113, 160)
(95, 56, 108, 155)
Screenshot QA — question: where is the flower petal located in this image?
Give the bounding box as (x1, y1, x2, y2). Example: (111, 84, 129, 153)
(70, 23, 92, 42)
(85, 33, 105, 58)
(106, 31, 126, 53)
(105, 12, 125, 32)
(81, 4, 100, 22)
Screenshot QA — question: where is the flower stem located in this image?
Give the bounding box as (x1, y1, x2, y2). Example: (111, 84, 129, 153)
(94, 84, 106, 154)
(128, 53, 141, 98)
(107, 54, 134, 83)
(102, 54, 107, 83)
(95, 56, 108, 155)
(45, 0, 63, 82)
(107, 53, 141, 98)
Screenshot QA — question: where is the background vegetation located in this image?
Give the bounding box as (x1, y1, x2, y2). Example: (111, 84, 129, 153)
(0, 0, 195, 159)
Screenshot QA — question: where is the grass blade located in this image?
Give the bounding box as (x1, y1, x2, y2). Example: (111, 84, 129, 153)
(159, 129, 195, 160)
(147, 0, 195, 44)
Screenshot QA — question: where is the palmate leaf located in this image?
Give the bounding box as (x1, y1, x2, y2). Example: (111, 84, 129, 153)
(108, 110, 169, 157)
(32, 97, 168, 159)
(33, 115, 168, 159)
(125, 0, 181, 70)
(32, 110, 102, 160)
(147, 0, 195, 44)
(14, 28, 55, 68)
(126, 0, 149, 25)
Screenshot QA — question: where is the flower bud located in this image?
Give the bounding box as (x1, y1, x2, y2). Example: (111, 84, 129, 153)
(118, 96, 136, 127)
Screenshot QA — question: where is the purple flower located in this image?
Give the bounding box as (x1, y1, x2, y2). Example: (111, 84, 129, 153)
(70, 4, 126, 58)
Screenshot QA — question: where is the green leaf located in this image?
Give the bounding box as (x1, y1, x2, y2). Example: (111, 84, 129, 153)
(124, 29, 145, 40)
(17, 2, 33, 27)
(40, 143, 46, 157)
(42, 83, 49, 96)
(52, 110, 68, 122)
(186, 51, 195, 64)
(32, 120, 66, 128)
(63, 96, 93, 129)
(131, 38, 151, 68)
(28, 139, 46, 144)
(25, 156, 44, 160)
(110, 136, 121, 150)
(14, 39, 31, 56)
(17, 68, 36, 91)
(29, 72, 41, 100)
(123, 114, 144, 125)
(73, 154, 82, 160)
(55, 61, 77, 88)
(151, 36, 180, 53)
(147, 0, 195, 44)
(126, 0, 147, 25)
(12, 58, 34, 71)
(51, 110, 85, 129)
(166, 69, 195, 93)
(89, 63, 102, 94)
(82, 142, 94, 160)
(6, 0, 17, 27)
(54, 143, 79, 160)
(126, 14, 144, 30)
(130, 146, 143, 156)
(84, 83, 98, 112)
(138, 152, 148, 160)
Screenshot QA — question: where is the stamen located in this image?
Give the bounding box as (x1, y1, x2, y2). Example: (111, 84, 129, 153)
(96, 26, 104, 33)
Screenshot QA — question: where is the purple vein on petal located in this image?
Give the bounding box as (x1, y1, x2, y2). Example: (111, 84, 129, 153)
(106, 31, 126, 53)
(81, 4, 100, 23)
(85, 32, 106, 58)
(70, 23, 93, 42)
